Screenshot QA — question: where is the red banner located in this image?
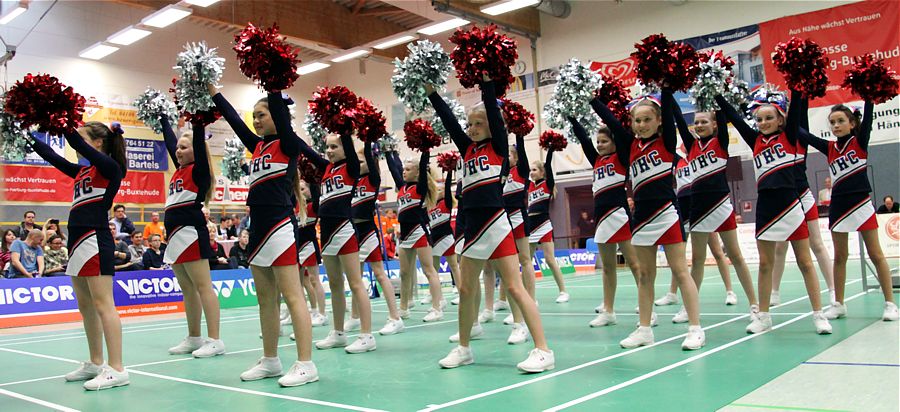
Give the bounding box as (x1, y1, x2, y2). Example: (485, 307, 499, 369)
(1, 165, 74, 202)
(759, 0, 899, 107)
(114, 171, 165, 204)
(227, 185, 249, 204)
(589, 57, 638, 88)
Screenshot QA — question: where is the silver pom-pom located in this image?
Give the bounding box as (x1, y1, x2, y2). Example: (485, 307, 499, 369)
(429, 99, 467, 140)
(173, 42, 225, 114)
(0, 111, 30, 162)
(636, 82, 661, 96)
(723, 78, 750, 111)
(133, 87, 178, 134)
(542, 58, 602, 141)
(221, 136, 246, 183)
(303, 111, 327, 154)
(392, 40, 452, 115)
(689, 55, 747, 112)
(376, 133, 399, 158)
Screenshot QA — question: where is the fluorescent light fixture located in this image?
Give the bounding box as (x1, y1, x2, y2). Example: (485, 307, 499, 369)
(107, 26, 152, 45)
(330, 49, 371, 63)
(141, 5, 191, 28)
(372, 34, 418, 50)
(183, 0, 220, 6)
(481, 0, 540, 16)
(297, 62, 331, 75)
(417, 18, 469, 36)
(0, 2, 27, 25)
(79, 42, 119, 60)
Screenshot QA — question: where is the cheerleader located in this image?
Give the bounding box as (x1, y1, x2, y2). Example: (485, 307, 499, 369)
(714, 90, 832, 334)
(797, 101, 897, 321)
(159, 116, 224, 358)
(296, 180, 328, 328)
(30, 122, 129, 390)
(527, 149, 569, 303)
(592, 89, 705, 350)
(428, 77, 553, 372)
(567, 119, 642, 328)
(386, 149, 445, 321)
(429, 168, 462, 313)
(211, 88, 317, 386)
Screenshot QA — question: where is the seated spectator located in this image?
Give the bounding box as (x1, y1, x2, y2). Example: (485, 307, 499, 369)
(126, 232, 146, 271)
(111, 223, 138, 272)
(209, 238, 234, 270)
(217, 216, 232, 240)
(223, 216, 237, 240)
(109, 204, 136, 243)
(238, 206, 251, 233)
(142, 234, 165, 270)
(43, 234, 69, 276)
(818, 177, 832, 206)
(1, 228, 17, 273)
(143, 211, 166, 244)
(13, 211, 42, 240)
(877, 195, 899, 214)
(8, 229, 44, 278)
(383, 227, 397, 260)
(42, 219, 65, 247)
(229, 229, 251, 269)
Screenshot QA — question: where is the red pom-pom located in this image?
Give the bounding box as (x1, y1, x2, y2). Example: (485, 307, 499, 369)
(772, 37, 830, 99)
(309, 86, 359, 137)
(234, 23, 301, 92)
(631, 34, 700, 92)
(698, 49, 735, 71)
(449, 24, 518, 96)
(4, 73, 85, 136)
(499, 98, 535, 136)
(354, 98, 387, 143)
(595, 75, 633, 129)
(539, 130, 567, 151)
(437, 151, 461, 173)
(403, 119, 441, 152)
(841, 55, 899, 104)
(185, 109, 222, 127)
(298, 154, 323, 184)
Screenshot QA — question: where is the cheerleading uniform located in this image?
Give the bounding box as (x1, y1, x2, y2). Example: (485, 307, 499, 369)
(503, 134, 530, 240)
(453, 180, 465, 255)
(429, 170, 457, 257)
(214, 92, 300, 266)
(527, 150, 556, 244)
(798, 101, 877, 232)
(592, 91, 685, 246)
(674, 155, 693, 232)
(160, 118, 214, 264)
(352, 141, 384, 262)
(298, 185, 322, 268)
(569, 116, 632, 244)
(428, 81, 516, 260)
(716, 94, 808, 241)
(790, 94, 818, 221)
(30, 132, 123, 276)
(387, 150, 432, 249)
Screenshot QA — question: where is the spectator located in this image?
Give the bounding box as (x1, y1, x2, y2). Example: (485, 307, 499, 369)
(109, 204, 136, 243)
(13, 211, 42, 240)
(627, 197, 635, 214)
(230, 214, 240, 231)
(141, 234, 165, 270)
(8, 229, 44, 278)
(818, 177, 832, 206)
(43, 234, 69, 276)
(230, 229, 251, 269)
(223, 216, 238, 240)
(1, 229, 16, 274)
(126, 232, 146, 271)
(383, 227, 397, 260)
(41, 219, 65, 247)
(575, 210, 595, 248)
(209, 238, 233, 270)
(143, 211, 166, 243)
(111, 223, 137, 272)
(237, 206, 251, 233)
(877, 195, 899, 214)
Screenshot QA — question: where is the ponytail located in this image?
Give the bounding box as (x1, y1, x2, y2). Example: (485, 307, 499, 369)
(82, 121, 127, 175)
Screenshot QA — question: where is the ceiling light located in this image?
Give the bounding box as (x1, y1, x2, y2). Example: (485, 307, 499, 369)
(481, 0, 541, 16)
(0, 2, 27, 25)
(330, 49, 371, 63)
(107, 26, 152, 45)
(297, 62, 331, 75)
(372, 34, 418, 50)
(183, 0, 220, 6)
(141, 5, 191, 28)
(79, 42, 119, 60)
(417, 18, 469, 36)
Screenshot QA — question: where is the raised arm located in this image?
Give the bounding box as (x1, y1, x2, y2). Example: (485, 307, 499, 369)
(568, 116, 598, 165)
(515, 133, 530, 179)
(545, 149, 555, 195)
(295, 132, 328, 170)
(715, 110, 729, 149)
(669, 94, 695, 152)
(267, 92, 300, 158)
(341, 133, 360, 178)
(785, 89, 803, 145)
(661, 89, 677, 154)
(444, 169, 453, 210)
(28, 135, 81, 178)
(859, 100, 874, 149)
(427, 91, 471, 152)
(417, 150, 430, 196)
(797, 127, 829, 154)
(714, 94, 756, 147)
(386, 151, 404, 188)
(65, 131, 123, 180)
(191, 121, 211, 186)
(363, 141, 381, 188)
(481, 81, 508, 158)
(590, 97, 632, 143)
(310, 183, 321, 214)
(160, 116, 179, 168)
(211, 92, 262, 150)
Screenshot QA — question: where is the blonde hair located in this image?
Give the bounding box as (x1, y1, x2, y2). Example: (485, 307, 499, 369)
(405, 158, 438, 209)
(629, 99, 662, 136)
(531, 159, 556, 197)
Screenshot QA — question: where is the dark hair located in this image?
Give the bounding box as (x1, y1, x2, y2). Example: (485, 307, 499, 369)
(23, 211, 35, 218)
(149, 234, 161, 242)
(48, 234, 62, 244)
(82, 121, 127, 176)
(829, 104, 861, 135)
(1, 229, 15, 252)
(131, 231, 142, 238)
(113, 204, 125, 212)
(596, 125, 612, 139)
(885, 195, 894, 202)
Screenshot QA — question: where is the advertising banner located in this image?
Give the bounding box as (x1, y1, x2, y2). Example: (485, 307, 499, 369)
(125, 138, 169, 171)
(1, 132, 65, 166)
(1, 165, 74, 202)
(114, 171, 166, 204)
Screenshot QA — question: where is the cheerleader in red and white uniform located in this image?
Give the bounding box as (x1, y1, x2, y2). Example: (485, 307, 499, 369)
(296, 180, 328, 328)
(429, 167, 461, 310)
(526, 149, 569, 304)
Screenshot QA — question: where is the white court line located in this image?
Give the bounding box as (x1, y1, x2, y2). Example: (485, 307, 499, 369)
(544, 290, 870, 411)
(0, 387, 80, 412)
(0, 374, 67, 387)
(536, 273, 720, 289)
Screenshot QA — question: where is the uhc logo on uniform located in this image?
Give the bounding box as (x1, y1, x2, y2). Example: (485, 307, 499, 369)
(630, 150, 662, 175)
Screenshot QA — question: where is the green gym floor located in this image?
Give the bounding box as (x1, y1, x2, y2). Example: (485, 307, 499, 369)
(0, 262, 897, 412)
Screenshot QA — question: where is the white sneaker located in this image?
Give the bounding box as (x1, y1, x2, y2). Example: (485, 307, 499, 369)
(311, 312, 328, 327)
(590, 312, 617, 327)
(423, 308, 444, 322)
(672, 306, 689, 324)
(83, 365, 129, 390)
(746, 312, 772, 334)
(439, 346, 474, 368)
(883, 302, 899, 321)
(493, 300, 510, 311)
(420, 294, 432, 305)
(344, 317, 361, 332)
(315, 330, 348, 349)
(439, 299, 448, 311)
(192, 339, 225, 358)
(278, 361, 318, 387)
(770, 290, 781, 306)
(280, 314, 293, 326)
(594, 304, 603, 313)
(634, 305, 640, 314)
(813, 311, 832, 334)
(399, 309, 411, 319)
(500, 313, 513, 325)
(620, 326, 654, 348)
(478, 309, 495, 323)
(240, 357, 283, 381)
(635, 311, 659, 327)
(345, 334, 377, 354)
(451, 295, 460, 305)
(279, 303, 289, 321)
(681, 326, 706, 350)
(289, 333, 296, 341)
(517, 348, 555, 373)
(825, 302, 847, 320)
(449, 323, 484, 342)
(655, 292, 678, 306)
(829, 289, 837, 306)
(65, 361, 102, 382)
(555, 292, 570, 303)
(507, 323, 531, 345)
(725, 291, 738, 306)
(168, 336, 205, 355)
(379, 318, 405, 335)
